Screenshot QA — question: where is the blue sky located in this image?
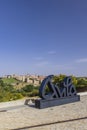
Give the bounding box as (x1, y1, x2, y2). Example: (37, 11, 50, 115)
(0, 0, 87, 76)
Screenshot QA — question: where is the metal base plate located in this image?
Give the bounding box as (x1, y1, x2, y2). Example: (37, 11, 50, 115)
(35, 95, 80, 109)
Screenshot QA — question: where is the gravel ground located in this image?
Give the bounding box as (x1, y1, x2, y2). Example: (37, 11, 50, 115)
(0, 95, 87, 130)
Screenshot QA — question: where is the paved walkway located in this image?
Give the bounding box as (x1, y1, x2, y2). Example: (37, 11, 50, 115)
(0, 94, 87, 130)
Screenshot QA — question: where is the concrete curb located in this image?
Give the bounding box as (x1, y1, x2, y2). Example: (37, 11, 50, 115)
(0, 99, 25, 109)
(78, 92, 87, 96)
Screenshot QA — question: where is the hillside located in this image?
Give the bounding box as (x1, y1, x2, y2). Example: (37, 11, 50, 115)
(0, 75, 87, 102)
(2, 78, 19, 85)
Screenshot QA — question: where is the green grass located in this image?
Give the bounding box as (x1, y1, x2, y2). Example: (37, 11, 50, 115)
(2, 78, 19, 84)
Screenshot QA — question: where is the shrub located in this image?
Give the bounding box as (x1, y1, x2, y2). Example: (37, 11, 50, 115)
(28, 89, 39, 97)
(22, 85, 34, 92)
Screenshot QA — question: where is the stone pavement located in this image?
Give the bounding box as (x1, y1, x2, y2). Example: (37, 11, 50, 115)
(0, 94, 87, 130)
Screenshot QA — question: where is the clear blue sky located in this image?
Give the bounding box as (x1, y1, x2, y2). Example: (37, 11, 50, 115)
(0, 0, 87, 76)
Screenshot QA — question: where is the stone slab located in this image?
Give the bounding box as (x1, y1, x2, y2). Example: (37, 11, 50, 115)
(0, 95, 86, 130)
(35, 95, 80, 109)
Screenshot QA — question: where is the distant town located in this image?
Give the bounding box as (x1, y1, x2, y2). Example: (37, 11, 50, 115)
(1, 74, 87, 88)
(1, 74, 45, 87)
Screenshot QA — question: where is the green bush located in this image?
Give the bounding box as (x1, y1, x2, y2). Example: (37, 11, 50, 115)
(22, 85, 34, 92)
(28, 89, 39, 97)
(10, 93, 23, 100)
(0, 80, 24, 102)
(77, 79, 87, 86)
